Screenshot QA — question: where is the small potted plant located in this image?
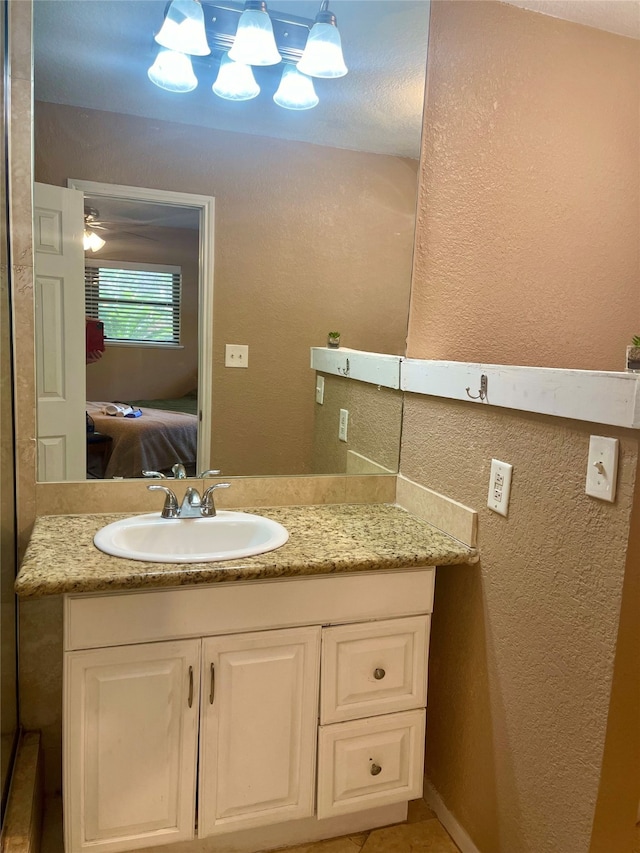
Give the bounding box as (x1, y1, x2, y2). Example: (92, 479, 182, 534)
(627, 336, 640, 372)
(327, 331, 341, 349)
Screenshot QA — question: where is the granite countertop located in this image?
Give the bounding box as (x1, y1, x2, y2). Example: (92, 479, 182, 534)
(15, 503, 478, 599)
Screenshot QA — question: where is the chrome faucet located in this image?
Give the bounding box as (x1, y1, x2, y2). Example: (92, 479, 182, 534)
(147, 482, 231, 519)
(143, 465, 221, 479)
(201, 483, 231, 517)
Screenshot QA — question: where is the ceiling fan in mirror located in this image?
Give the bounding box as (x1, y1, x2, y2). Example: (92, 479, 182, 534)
(83, 208, 162, 253)
(148, 0, 347, 110)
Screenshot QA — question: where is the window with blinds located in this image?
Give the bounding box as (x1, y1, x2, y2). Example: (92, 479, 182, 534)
(85, 259, 182, 346)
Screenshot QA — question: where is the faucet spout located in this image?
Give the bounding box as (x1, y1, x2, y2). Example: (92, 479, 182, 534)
(179, 486, 203, 518)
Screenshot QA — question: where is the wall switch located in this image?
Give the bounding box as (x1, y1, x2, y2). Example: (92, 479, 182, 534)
(315, 376, 325, 405)
(339, 408, 349, 442)
(585, 436, 618, 502)
(487, 459, 513, 517)
(225, 344, 248, 368)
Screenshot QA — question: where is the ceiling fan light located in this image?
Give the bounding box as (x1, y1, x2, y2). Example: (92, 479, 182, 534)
(228, 1, 281, 66)
(84, 229, 106, 253)
(212, 54, 260, 101)
(297, 18, 347, 78)
(273, 65, 319, 110)
(155, 0, 211, 56)
(148, 48, 198, 93)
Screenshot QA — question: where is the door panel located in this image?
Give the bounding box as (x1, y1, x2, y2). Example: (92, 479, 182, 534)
(34, 182, 86, 480)
(199, 626, 321, 837)
(64, 640, 200, 853)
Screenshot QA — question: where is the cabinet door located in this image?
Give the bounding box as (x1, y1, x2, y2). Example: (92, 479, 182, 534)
(64, 640, 200, 853)
(198, 626, 321, 837)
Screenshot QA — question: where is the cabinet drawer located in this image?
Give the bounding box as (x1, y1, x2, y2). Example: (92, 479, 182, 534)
(320, 616, 429, 724)
(317, 709, 425, 819)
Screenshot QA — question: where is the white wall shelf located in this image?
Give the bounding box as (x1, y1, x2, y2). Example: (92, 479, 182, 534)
(401, 359, 640, 430)
(310, 348, 402, 390)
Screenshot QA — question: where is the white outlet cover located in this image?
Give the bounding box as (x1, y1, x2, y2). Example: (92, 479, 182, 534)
(316, 376, 325, 405)
(487, 459, 513, 517)
(339, 408, 348, 442)
(585, 436, 618, 502)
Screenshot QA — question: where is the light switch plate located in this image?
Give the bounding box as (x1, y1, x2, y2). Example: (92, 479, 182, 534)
(316, 376, 325, 405)
(339, 409, 348, 442)
(225, 344, 248, 368)
(585, 436, 618, 502)
(487, 459, 513, 517)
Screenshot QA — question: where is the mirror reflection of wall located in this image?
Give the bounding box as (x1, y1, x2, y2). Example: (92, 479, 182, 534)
(33, 0, 431, 482)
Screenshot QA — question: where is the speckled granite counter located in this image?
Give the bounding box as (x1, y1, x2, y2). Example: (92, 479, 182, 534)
(15, 503, 478, 598)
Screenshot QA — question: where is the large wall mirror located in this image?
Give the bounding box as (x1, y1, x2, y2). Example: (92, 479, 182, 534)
(33, 0, 431, 481)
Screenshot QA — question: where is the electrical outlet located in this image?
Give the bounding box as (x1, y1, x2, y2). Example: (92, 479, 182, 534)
(339, 408, 348, 442)
(315, 376, 325, 405)
(225, 344, 248, 368)
(487, 459, 513, 517)
(585, 436, 618, 502)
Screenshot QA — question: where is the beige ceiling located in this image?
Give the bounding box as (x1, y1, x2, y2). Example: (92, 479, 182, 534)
(502, 0, 640, 39)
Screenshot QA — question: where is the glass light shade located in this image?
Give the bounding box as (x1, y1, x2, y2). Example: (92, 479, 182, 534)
(228, 7, 281, 66)
(297, 22, 347, 78)
(212, 54, 260, 100)
(155, 0, 210, 56)
(273, 65, 319, 110)
(148, 48, 198, 93)
(84, 229, 106, 253)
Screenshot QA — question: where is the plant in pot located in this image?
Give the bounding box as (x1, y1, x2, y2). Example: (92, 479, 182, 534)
(327, 331, 341, 348)
(626, 336, 640, 372)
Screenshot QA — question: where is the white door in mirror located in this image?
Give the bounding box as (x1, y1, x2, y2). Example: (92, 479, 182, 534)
(93, 511, 289, 562)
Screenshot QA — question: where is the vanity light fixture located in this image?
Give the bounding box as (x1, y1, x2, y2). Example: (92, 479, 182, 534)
(273, 65, 319, 110)
(228, 0, 282, 66)
(148, 0, 347, 111)
(212, 53, 260, 100)
(147, 48, 199, 92)
(155, 0, 211, 56)
(297, 0, 347, 78)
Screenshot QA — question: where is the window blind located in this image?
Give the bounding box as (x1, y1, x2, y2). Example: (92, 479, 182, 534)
(85, 259, 182, 346)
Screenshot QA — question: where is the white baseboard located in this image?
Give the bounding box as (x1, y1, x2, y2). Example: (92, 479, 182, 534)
(424, 778, 482, 853)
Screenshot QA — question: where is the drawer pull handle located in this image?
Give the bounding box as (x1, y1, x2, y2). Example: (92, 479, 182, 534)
(188, 666, 194, 708)
(209, 663, 215, 704)
(373, 668, 386, 680)
(370, 763, 382, 776)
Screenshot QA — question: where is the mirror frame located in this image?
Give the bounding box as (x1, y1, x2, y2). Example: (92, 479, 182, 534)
(66, 178, 215, 479)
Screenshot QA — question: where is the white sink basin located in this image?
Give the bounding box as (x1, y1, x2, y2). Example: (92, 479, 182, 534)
(94, 511, 289, 563)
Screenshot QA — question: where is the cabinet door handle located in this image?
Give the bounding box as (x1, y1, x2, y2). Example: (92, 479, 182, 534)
(370, 763, 382, 776)
(209, 663, 215, 704)
(373, 668, 386, 680)
(188, 665, 194, 708)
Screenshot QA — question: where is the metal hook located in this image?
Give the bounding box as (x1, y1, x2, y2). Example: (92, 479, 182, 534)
(337, 357, 350, 377)
(466, 374, 487, 401)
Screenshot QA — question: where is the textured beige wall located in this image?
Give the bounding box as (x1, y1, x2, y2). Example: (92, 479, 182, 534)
(407, 0, 640, 369)
(401, 3, 640, 849)
(401, 395, 639, 853)
(311, 374, 402, 474)
(85, 226, 199, 401)
(35, 102, 417, 476)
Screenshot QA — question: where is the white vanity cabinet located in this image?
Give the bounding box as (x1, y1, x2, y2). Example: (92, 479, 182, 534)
(63, 569, 435, 853)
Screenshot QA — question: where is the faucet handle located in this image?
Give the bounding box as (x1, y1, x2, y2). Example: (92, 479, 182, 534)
(199, 469, 221, 478)
(142, 470, 166, 479)
(147, 485, 179, 519)
(201, 483, 231, 517)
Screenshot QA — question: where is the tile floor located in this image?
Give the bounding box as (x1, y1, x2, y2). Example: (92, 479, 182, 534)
(42, 797, 461, 853)
(266, 799, 461, 853)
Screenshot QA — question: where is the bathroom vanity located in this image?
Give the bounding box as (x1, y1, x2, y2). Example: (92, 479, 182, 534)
(16, 503, 477, 853)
